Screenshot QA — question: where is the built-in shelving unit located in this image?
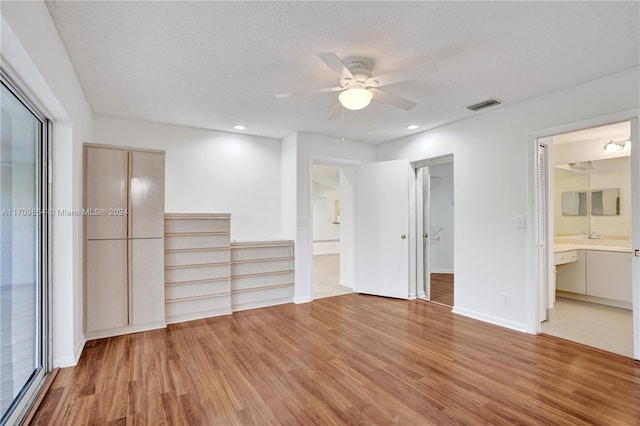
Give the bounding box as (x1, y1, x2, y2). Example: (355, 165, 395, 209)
(231, 240, 294, 311)
(164, 214, 231, 324)
(164, 215, 295, 323)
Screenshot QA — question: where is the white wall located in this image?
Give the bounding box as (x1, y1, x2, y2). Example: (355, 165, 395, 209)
(377, 67, 640, 332)
(589, 157, 631, 238)
(427, 162, 454, 273)
(338, 166, 355, 287)
(288, 132, 376, 302)
(312, 183, 340, 241)
(2, 1, 93, 367)
(92, 114, 281, 241)
(280, 133, 297, 240)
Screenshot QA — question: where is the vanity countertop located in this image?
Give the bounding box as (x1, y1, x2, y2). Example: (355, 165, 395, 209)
(554, 240, 632, 253)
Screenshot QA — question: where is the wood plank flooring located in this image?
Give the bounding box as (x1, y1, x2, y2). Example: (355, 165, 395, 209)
(430, 273, 454, 307)
(31, 294, 640, 425)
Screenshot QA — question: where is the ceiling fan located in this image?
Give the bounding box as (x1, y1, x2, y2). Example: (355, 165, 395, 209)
(275, 52, 438, 118)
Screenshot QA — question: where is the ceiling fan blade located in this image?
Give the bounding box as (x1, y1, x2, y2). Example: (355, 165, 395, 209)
(274, 86, 344, 98)
(366, 61, 438, 88)
(370, 88, 417, 111)
(327, 102, 342, 120)
(317, 52, 356, 81)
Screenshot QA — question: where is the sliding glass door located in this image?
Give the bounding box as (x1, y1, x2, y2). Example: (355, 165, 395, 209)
(0, 75, 50, 425)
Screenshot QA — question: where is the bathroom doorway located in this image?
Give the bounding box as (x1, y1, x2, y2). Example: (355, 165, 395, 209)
(540, 120, 636, 358)
(311, 164, 354, 299)
(416, 156, 454, 307)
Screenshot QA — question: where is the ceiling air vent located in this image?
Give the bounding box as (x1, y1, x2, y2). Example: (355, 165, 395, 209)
(466, 98, 502, 112)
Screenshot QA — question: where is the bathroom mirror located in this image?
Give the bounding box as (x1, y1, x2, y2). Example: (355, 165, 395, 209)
(591, 188, 620, 216)
(561, 191, 587, 216)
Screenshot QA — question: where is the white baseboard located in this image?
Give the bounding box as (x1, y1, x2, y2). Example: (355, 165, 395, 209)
(431, 269, 454, 274)
(338, 280, 353, 289)
(294, 296, 312, 304)
(85, 321, 166, 341)
(54, 337, 86, 368)
(452, 306, 527, 333)
(74, 338, 86, 364)
(53, 356, 75, 368)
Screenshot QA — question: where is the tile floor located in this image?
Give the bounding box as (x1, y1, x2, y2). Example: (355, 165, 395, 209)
(541, 297, 633, 358)
(313, 254, 353, 299)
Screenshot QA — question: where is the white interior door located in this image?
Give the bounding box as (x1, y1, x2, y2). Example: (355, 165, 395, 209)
(355, 160, 412, 299)
(631, 117, 639, 360)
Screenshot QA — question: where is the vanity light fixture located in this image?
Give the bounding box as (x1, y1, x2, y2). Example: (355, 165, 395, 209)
(405, 124, 420, 130)
(233, 125, 247, 131)
(603, 138, 630, 153)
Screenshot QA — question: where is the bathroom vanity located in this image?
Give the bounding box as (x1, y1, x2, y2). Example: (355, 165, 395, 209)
(554, 238, 632, 308)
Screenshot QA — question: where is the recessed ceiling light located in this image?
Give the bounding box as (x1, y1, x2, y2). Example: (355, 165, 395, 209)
(233, 125, 247, 130)
(405, 124, 420, 130)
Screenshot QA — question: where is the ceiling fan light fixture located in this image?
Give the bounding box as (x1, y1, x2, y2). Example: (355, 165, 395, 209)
(338, 87, 373, 110)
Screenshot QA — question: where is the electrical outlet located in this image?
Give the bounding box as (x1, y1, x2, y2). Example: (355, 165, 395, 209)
(502, 293, 511, 306)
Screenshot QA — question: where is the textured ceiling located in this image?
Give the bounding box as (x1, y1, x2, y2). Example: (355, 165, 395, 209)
(45, 1, 639, 144)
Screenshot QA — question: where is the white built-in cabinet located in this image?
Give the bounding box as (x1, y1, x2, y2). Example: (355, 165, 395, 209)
(231, 241, 294, 311)
(585, 250, 632, 302)
(84, 145, 166, 339)
(163, 214, 294, 322)
(555, 249, 632, 306)
(164, 214, 232, 324)
(555, 250, 586, 294)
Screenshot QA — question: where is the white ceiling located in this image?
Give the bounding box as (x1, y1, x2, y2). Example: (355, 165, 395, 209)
(45, 1, 639, 144)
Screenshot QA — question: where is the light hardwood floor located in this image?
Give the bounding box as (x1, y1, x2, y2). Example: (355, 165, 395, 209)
(31, 294, 639, 425)
(429, 273, 454, 307)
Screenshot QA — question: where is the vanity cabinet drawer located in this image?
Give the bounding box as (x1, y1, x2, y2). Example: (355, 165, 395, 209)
(554, 250, 577, 265)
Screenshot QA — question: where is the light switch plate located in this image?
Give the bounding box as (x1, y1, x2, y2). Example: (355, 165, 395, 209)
(515, 215, 526, 229)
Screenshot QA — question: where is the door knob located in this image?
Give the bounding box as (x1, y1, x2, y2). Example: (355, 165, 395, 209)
(401, 234, 407, 239)
(423, 233, 428, 238)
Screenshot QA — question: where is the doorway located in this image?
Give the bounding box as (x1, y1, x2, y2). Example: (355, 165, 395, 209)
(311, 164, 353, 299)
(539, 121, 635, 357)
(416, 156, 454, 308)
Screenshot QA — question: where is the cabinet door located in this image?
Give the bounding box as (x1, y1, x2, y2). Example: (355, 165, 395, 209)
(86, 239, 128, 332)
(130, 238, 165, 325)
(586, 250, 632, 302)
(85, 147, 128, 240)
(555, 250, 586, 294)
(130, 151, 165, 238)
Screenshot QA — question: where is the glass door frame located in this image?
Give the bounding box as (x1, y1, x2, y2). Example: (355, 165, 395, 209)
(0, 70, 52, 425)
